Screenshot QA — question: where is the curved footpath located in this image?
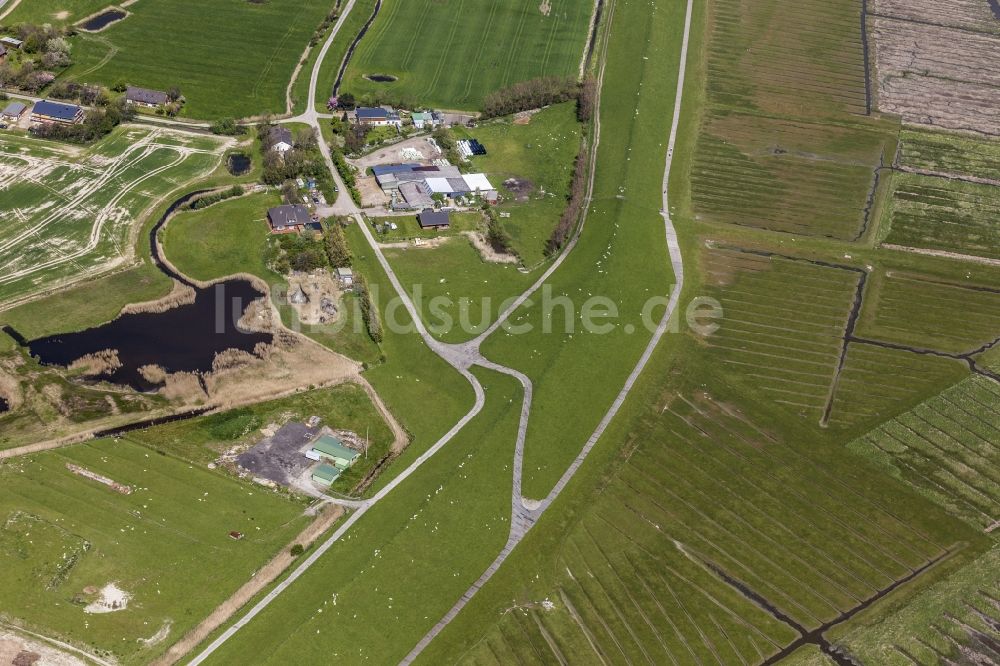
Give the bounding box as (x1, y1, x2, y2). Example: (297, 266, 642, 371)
(188, 0, 693, 658)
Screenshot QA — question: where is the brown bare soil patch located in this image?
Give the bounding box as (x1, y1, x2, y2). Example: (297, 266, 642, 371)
(464, 231, 519, 264)
(121, 282, 195, 315)
(285, 271, 341, 326)
(873, 1, 1000, 134)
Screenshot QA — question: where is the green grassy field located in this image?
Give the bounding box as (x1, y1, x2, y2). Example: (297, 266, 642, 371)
(339, 0, 594, 110)
(0, 127, 224, 307)
(63, 0, 333, 119)
(454, 102, 583, 265)
(163, 192, 281, 283)
(1, 0, 110, 25)
(311, 0, 379, 111)
(881, 173, 1000, 260)
(381, 237, 533, 344)
(0, 438, 308, 664)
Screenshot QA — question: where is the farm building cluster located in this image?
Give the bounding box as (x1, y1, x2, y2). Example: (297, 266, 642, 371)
(374, 163, 497, 211)
(236, 419, 364, 494)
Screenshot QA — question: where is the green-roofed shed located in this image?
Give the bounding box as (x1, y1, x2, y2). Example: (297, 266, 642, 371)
(312, 463, 340, 486)
(308, 434, 360, 469)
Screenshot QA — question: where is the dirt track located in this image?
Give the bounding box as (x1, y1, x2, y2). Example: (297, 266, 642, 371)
(152, 503, 345, 666)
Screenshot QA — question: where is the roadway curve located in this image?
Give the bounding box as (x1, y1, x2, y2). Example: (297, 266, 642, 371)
(187, 0, 693, 657)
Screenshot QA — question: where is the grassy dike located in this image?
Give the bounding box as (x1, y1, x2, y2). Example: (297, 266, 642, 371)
(480, 0, 687, 500)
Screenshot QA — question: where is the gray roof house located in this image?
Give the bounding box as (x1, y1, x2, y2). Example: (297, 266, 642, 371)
(267, 204, 311, 232)
(1, 101, 27, 120)
(125, 86, 169, 107)
(417, 209, 451, 229)
(269, 125, 294, 153)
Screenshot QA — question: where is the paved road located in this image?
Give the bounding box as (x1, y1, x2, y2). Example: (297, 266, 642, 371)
(400, 0, 694, 658)
(187, 0, 693, 657)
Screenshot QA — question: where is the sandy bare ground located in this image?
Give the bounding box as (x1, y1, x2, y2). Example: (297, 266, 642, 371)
(152, 503, 345, 666)
(0, 624, 109, 666)
(463, 231, 519, 264)
(347, 135, 441, 170)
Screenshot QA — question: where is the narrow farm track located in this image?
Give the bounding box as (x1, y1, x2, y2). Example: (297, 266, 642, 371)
(186, 0, 692, 660)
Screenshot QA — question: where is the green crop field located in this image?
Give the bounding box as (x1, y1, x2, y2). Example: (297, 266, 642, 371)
(0, 438, 307, 664)
(898, 128, 1000, 181)
(339, 0, 595, 110)
(63, 0, 333, 119)
(454, 102, 583, 265)
(0, 127, 224, 307)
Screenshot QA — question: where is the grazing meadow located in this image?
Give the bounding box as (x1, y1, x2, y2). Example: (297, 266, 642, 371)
(63, 0, 335, 119)
(339, 0, 594, 110)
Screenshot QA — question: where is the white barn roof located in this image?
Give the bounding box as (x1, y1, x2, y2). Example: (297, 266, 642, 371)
(463, 173, 493, 191)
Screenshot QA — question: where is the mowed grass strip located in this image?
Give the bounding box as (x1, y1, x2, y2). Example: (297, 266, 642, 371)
(847, 374, 1000, 530)
(898, 128, 1000, 181)
(66, 0, 334, 119)
(0, 438, 307, 664)
(480, 0, 681, 500)
(340, 0, 593, 110)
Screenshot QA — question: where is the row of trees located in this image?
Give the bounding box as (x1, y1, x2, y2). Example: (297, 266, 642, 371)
(545, 144, 588, 255)
(481, 76, 579, 118)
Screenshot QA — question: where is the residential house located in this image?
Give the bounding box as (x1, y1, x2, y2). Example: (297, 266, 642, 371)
(269, 125, 293, 153)
(418, 209, 451, 229)
(266, 204, 311, 233)
(0, 101, 26, 122)
(355, 107, 402, 128)
(30, 100, 84, 125)
(125, 86, 168, 108)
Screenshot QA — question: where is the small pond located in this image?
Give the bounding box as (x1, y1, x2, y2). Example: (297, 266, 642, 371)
(27, 280, 272, 392)
(80, 9, 127, 31)
(364, 73, 397, 83)
(227, 153, 252, 176)
(0, 396, 8, 414)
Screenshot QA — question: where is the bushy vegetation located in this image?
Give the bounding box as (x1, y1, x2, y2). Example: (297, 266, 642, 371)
(545, 146, 586, 254)
(0, 23, 74, 92)
(354, 272, 382, 344)
(210, 117, 246, 136)
(331, 149, 362, 205)
(324, 219, 352, 268)
(481, 76, 580, 118)
(187, 185, 245, 211)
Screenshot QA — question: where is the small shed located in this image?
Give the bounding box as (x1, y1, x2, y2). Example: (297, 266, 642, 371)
(306, 434, 360, 469)
(418, 209, 451, 229)
(311, 463, 341, 486)
(335, 267, 354, 287)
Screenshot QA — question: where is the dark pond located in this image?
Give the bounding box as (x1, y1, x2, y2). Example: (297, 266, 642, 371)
(227, 153, 251, 176)
(0, 396, 8, 414)
(364, 73, 397, 83)
(81, 9, 127, 31)
(27, 281, 272, 392)
(16, 188, 273, 393)
(990, 0, 1000, 20)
